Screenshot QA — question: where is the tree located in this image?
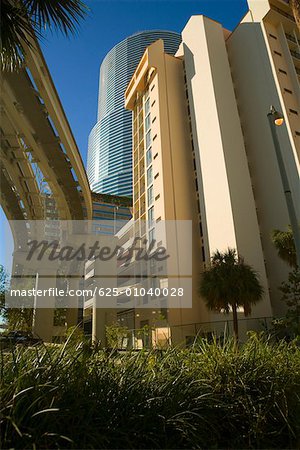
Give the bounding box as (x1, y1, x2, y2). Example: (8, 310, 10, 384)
(271, 226, 297, 269)
(290, 0, 300, 31)
(199, 248, 264, 341)
(1, 0, 88, 71)
(0, 266, 34, 331)
(5, 308, 34, 331)
(280, 268, 300, 336)
(271, 227, 300, 337)
(0, 265, 10, 315)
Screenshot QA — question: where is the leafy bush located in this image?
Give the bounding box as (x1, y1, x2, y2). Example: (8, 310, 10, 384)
(1, 334, 299, 449)
(105, 322, 128, 348)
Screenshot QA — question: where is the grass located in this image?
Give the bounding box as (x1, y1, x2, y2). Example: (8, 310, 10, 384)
(1, 334, 300, 449)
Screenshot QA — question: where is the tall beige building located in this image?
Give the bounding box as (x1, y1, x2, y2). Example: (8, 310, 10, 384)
(124, 0, 299, 342)
(227, 0, 300, 315)
(125, 39, 210, 344)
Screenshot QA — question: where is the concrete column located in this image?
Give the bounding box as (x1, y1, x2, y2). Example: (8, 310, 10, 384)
(32, 273, 55, 343)
(92, 306, 107, 345)
(65, 277, 80, 329)
(91, 235, 118, 345)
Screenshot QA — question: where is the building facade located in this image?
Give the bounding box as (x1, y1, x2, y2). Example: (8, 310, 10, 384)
(226, 0, 300, 315)
(83, 193, 132, 340)
(125, 39, 209, 343)
(121, 0, 299, 344)
(86, 31, 181, 197)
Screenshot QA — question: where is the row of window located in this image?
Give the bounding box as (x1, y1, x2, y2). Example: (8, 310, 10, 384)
(144, 95, 155, 244)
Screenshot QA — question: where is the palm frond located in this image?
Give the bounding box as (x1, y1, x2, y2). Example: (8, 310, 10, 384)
(24, 0, 89, 35)
(271, 226, 297, 268)
(1, 0, 88, 71)
(200, 248, 264, 316)
(0, 0, 36, 71)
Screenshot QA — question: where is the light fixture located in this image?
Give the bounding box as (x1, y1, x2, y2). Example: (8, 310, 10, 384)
(270, 105, 284, 126)
(267, 105, 300, 268)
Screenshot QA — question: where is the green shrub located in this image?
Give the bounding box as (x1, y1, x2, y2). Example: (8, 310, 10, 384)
(0, 334, 299, 449)
(105, 322, 128, 348)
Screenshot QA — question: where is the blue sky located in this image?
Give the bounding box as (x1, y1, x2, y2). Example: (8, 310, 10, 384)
(41, 0, 248, 165)
(0, 0, 248, 270)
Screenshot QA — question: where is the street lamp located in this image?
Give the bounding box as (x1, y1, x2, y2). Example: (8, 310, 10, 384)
(114, 205, 119, 235)
(270, 106, 284, 126)
(267, 105, 300, 268)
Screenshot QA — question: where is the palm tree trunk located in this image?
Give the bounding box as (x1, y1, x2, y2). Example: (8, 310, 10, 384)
(232, 303, 239, 343)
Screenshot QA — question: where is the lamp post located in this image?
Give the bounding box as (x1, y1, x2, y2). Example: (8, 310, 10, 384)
(114, 205, 119, 235)
(267, 105, 300, 268)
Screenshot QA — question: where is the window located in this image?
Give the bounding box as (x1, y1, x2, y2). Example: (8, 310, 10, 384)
(151, 100, 156, 107)
(148, 207, 154, 225)
(145, 114, 151, 131)
(146, 130, 151, 149)
(153, 134, 157, 141)
(139, 127, 143, 141)
(279, 68, 287, 74)
(290, 109, 298, 115)
(269, 33, 277, 39)
(147, 185, 153, 205)
(274, 51, 282, 56)
(153, 152, 158, 160)
(295, 131, 300, 136)
(155, 194, 160, 201)
(150, 84, 155, 91)
(149, 227, 155, 243)
(146, 147, 152, 166)
(199, 222, 203, 237)
(151, 277, 158, 290)
(147, 166, 153, 185)
(145, 98, 150, 115)
(152, 116, 156, 124)
(284, 88, 293, 94)
(154, 172, 159, 180)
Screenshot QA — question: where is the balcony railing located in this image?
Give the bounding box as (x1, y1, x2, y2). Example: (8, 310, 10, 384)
(291, 49, 300, 60)
(285, 33, 297, 43)
(271, 5, 295, 22)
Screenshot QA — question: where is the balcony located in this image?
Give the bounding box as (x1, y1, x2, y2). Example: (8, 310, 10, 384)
(271, 5, 295, 22)
(291, 50, 300, 60)
(291, 49, 300, 68)
(285, 33, 297, 44)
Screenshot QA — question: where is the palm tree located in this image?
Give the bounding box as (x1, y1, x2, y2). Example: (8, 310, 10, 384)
(199, 248, 264, 341)
(290, 0, 300, 31)
(271, 226, 297, 269)
(1, 0, 88, 71)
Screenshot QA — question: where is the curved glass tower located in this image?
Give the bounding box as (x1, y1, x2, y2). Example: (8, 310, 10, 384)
(87, 30, 181, 197)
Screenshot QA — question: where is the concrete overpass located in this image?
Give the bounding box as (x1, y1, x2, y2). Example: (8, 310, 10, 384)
(1, 39, 92, 224)
(1, 38, 93, 341)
